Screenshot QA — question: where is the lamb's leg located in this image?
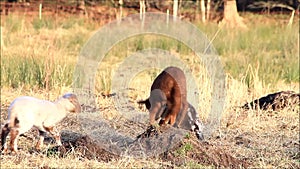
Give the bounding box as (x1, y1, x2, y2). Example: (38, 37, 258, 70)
(43, 126, 62, 146)
(158, 108, 168, 125)
(164, 97, 182, 125)
(35, 130, 47, 150)
(174, 101, 189, 128)
(8, 119, 33, 153)
(1, 123, 10, 152)
(9, 128, 20, 153)
(149, 102, 163, 125)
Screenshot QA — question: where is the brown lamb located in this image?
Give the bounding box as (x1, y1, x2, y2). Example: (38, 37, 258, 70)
(138, 66, 189, 127)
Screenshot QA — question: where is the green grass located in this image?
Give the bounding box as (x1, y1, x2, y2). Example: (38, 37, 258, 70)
(1, 14, 95, 90)
(195, 13, 299, 85)
(1, 12, 299, 92)
(1, 54, 74, 89)
(175, 142, 193, 157)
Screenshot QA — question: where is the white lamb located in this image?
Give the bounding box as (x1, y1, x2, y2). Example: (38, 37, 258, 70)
(1, 93, 81, 153)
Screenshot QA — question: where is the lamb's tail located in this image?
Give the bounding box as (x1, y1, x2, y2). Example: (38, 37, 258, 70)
(8, 105, 20, 128)
(9, 115, 18, 129)
(1, 123, 10, 151)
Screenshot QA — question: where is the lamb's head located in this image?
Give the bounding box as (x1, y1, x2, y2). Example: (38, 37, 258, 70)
(60, 93, 81, 113)
(138, 89, 167, 125)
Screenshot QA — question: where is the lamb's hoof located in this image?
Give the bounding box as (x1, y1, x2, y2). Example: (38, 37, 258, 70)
(195, 131, 204, 141)
(35, 142, 44, 151)
(172, 123, 180, 128)
(1, 148, 8, 154)
(10, 149, 18, 155)
(35, 146, 41, 151)
(56, 140, 62, 146)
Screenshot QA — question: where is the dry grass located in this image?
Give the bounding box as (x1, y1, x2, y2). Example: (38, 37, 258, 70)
(220, 77, 299, 168)
(1, 76, 299, 168)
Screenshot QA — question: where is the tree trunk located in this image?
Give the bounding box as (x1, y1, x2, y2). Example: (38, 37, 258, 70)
(221, 0, 247, 29)
(206, 0, 211, 21)
(173, 0, 178, 21)
(0, 27, 5, 51)
(195, 0, 201, 21)
(200, 0, 206, 23)
(119, 0, 123, 19)
(139, 0, 145, 20)
(76, 0, 88, 18)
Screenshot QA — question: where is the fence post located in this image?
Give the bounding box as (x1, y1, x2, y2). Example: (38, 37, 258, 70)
(39, 3, 42, 20)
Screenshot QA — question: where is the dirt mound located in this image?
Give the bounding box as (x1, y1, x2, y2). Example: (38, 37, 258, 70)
(141, 126, 249, 168)
(52, 128, 248, 168)
(47, 130, 119, 162)
(162, 137, 249, 168)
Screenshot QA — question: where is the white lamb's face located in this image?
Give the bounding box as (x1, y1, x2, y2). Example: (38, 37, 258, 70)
(62, 94, 81, 113)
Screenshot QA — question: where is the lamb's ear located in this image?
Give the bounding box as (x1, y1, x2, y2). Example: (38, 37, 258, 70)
(138, 99, 151, 110)
(72, 98, 81, 113)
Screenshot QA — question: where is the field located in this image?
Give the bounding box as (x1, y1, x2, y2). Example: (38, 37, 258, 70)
(0, 5, 299, 169)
